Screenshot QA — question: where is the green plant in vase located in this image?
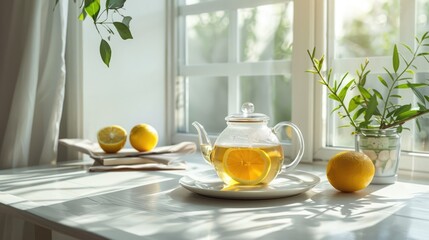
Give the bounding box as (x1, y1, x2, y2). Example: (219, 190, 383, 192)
(307, 31, 429, 184)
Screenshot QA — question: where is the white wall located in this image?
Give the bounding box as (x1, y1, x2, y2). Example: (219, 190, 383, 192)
(82, 1, 167, 147)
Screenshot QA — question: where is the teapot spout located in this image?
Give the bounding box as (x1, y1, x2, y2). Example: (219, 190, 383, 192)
(192, 121, 213, 163)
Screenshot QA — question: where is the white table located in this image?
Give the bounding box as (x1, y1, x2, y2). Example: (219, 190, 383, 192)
(0, 155, 428, 240)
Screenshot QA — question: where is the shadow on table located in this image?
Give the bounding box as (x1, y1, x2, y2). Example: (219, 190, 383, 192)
(165, 182, 415, 240)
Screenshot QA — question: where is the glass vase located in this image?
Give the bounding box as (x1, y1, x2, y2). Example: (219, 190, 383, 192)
(355, 129, 401, 184)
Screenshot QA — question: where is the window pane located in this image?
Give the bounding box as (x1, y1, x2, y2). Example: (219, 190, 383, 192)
(334, 0, 400, 58)
(417, 0, 429, 36)
(238, 3, 293, 62)
(186, 12, 229, 64)
(239, 75, 291, 125)
(176, 77, 228, 134)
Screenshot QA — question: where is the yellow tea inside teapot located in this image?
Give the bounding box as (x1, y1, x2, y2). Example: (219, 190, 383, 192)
(210, 145, 284, 185)
(193, 103, 304, 186)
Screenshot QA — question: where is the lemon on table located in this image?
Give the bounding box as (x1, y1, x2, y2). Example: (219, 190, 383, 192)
(327, 151, 375, 192)
(223, 148, 271, 185)
(97, 125, 127, 153)
(129, 123, 159, 152)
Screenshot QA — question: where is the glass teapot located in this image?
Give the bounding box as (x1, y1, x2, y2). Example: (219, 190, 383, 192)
(193, 102, 304, 185)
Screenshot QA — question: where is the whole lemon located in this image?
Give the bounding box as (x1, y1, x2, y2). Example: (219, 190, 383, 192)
(97, 125, 127, 153)
(129, 124, 158, 152)
(326, 151, 375, 192)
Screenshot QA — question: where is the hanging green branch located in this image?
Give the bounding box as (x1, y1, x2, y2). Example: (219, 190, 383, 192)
(55, 0, 133, 66)
(80, 0, 133, 67)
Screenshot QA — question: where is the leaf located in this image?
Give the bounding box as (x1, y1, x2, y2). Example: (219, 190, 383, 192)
(397, 109, 419, 120)
(406, 69, 415, 75)
(407, 81, 426, 104)
(393, 104, 412, 117)
(338, 80, 354, 101)
(331, 105, 342, 114)
(425, 95, 429, 102)
(401, 43, 413, 54)
(416, 118, 421, 132)
(85, 0, 100, 22)
(353, 108, 366, 121)
(393, 44, 399, 73)
(397, 125, 403, 133)
(359, 121, 370, 130)
(396, 83, 428, 89)
(378, 76, 388, 88)
(327, 68, 333, 83)
(310, 48, 315, 58)
(348, 95, 361, 113)
(78, 9, 87, 20)
(364, 95, 378, 122)
(391, 94, 402, 99)
(398, 77, 413, 81)
(357, 85, 371, 99)
(417, 52, 429, 56)
(338, 72, 349, 90)
(113, 22, 133, 40)
(360, 70, 370, 86)
(328, 93, 340, 102)
(305, 70, 318, 74)
(418, 102, 426, 111)
(384, 67, 395, 81)
(372, 89, 383, 100)
(100, 39, 111, 67)
(386, 108, 396, 119)
(333, 80, 338, 92)
(122, 16, 132, 27)
(107, 0, 126, 9)
(318, 55, 324, 71)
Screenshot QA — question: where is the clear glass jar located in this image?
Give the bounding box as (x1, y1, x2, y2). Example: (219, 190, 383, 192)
(355, 129, 401, 184)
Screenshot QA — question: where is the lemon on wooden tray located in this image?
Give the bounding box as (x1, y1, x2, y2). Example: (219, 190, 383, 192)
(223, 148, 271, 185)
(327, 151, 375, 192)
(97, 125, 127, 153)
(129, 123, 159, 152)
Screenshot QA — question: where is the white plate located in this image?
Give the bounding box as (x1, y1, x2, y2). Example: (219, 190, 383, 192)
(179, 170, 320, 200)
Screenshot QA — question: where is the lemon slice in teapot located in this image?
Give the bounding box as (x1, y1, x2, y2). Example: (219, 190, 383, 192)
(223, 148, 271, 185)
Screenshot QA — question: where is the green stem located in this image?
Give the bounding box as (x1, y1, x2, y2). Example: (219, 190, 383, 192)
(380, 42, 422, 128)
(307, 51, 359, 131)
(381, 109, 429, 129)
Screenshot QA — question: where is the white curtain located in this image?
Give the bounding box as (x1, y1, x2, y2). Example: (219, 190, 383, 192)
(0, 0, 81, 239)
(0, 0, 69, 168)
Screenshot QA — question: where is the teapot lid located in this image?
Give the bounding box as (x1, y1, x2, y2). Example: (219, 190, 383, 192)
(225, 102, 270, 122)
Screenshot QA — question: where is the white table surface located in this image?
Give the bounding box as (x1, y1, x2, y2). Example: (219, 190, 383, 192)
(0, 154, 428, 240)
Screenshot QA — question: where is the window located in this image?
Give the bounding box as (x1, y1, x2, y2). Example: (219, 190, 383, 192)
(168, 0, 429, 171)
(169, 0, 314, 161)
(176, 0, 294, 134)
(320, 0, 429, 171)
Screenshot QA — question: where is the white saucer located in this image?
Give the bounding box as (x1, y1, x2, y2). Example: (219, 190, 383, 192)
(179, 170, 320, 200)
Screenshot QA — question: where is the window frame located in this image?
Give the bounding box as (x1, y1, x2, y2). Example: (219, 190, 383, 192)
(313, 0, 429, 172)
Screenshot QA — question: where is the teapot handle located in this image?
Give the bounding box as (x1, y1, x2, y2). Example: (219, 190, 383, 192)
(273, 121, 305, 172)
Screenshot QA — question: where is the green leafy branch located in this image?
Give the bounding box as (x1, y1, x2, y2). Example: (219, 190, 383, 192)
(307, 31, 429, 134)
(72, 0, 133, 67)
(81, 0, 133, 67)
